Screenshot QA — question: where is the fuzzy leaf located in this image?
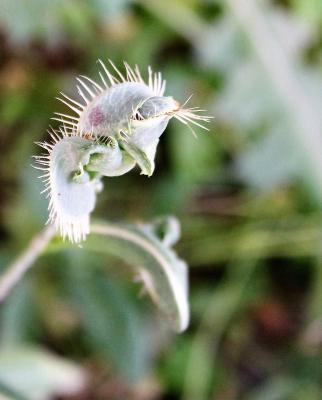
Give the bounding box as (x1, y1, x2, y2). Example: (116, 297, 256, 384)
(121, 141, 155, 176)
(49, 216, 190, 332)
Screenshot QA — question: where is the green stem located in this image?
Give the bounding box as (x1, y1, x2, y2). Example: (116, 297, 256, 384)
(0, 225, 56, 303)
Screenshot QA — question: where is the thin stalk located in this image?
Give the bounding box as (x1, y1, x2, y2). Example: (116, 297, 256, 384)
(0, 225, 56, 303)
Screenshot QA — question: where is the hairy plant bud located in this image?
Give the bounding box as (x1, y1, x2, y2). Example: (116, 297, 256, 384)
(36, 60, 211, 242)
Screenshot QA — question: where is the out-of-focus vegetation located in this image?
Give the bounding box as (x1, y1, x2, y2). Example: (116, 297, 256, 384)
(1, 0, 322, 399)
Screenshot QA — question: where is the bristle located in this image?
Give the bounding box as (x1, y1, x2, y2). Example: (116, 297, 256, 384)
(60, 92, 84, 109)
(178, 113, 209, 130)
(135, 65, 144, 83)
(157, 72, 162, 95)
(174, 110, 210, 133)
(98, 59, 119, 85)
(54, 112, 79, 121)
(51, 117, 78, 128)
(124, 62, 138, 82)
(148, 66, 153, 92)
(108, 59, 126, 82)
(76, 86, 90, 104)
(80, 75, 103, 93)
(56, 97, 82, 116)
(76, 78, 96, 98)
(99, 71, 108, 88)
(181, 94, 193, 108)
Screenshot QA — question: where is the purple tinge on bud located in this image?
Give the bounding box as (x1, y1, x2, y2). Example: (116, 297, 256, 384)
(88, 106, 105, 127)
(55, 60, 211, 143)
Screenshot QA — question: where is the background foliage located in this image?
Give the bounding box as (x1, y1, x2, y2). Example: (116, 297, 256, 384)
(1, 0, 322, 399)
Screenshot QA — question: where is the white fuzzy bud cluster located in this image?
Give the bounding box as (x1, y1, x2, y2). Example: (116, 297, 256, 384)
(34, 60, 211, 242)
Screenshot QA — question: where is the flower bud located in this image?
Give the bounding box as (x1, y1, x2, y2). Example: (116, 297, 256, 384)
(37, 60, 212, 242)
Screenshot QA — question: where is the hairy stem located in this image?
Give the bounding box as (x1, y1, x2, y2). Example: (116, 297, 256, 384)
(0, 225, 56, 302)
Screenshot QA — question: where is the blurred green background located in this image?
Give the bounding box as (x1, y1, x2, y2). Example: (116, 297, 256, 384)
(1, 0, 322, 399)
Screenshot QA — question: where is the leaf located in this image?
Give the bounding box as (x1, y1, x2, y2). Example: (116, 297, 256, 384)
(66, 264, 152, 381)
(121, 141, 155, 176)
(49, 216, 190, 333)
(87, 217, 190, 333)
(0, 346, 85, 400)
(0, 280, 35, 346)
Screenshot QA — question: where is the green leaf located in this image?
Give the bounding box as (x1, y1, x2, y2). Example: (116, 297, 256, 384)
(49, 216, 189, 333)
(66, 265, 151, 381)
(0, 280, 35, 346)
(88, 217, 190, 333)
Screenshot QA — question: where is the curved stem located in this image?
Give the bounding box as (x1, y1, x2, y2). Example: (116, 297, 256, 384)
(0, 225, 56, 303)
